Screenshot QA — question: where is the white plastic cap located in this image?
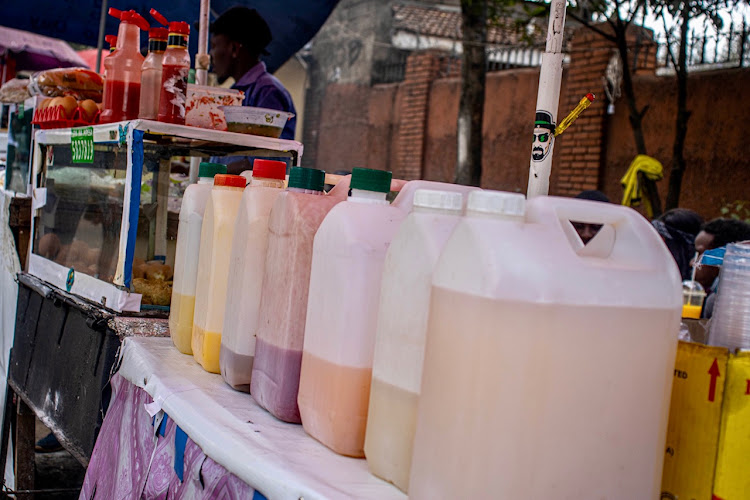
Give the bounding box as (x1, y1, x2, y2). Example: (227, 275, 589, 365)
(413, 189, 463, 213)
(466, 190, 526, 217)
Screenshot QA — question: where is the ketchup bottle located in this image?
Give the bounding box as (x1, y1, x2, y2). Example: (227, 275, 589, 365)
(139, 27, 168, 119)
(100, 9, 149, 124)
(157, 21, 191, 125)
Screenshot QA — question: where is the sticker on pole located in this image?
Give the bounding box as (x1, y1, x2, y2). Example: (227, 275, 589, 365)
(71, 126, 94, 163)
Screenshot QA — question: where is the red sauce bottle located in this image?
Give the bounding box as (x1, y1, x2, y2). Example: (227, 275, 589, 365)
(157, 21, 191, 125)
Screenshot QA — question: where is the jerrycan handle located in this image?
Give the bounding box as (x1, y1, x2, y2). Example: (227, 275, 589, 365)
(527, 196, 665, 266)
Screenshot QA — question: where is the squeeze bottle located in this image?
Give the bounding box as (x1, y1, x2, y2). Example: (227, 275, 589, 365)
(139, 27, 168, 120)
(100, 9, 148, 124)
(220, 159, 288, 392)
(364, 187, 475, 492)
(169, 162, 227, 354)
(192, 174, 246, 373)
(409, 192, 681, 499)
(250, 167, 349, 422)
(158, 21, 191, 124)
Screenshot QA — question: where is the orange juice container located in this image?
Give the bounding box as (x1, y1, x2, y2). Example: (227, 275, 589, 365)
(250, 167, 350, 422)
(364, 187, 477, 492)
(409, 192, 681, 499)
(220, 160, 287, 392)
(298, 172, 475, 457)
(191, 174, 246, 373)
(169, 162, 226, 354)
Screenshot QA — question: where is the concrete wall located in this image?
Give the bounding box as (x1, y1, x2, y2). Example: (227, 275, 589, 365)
(275, 56, 308, 142)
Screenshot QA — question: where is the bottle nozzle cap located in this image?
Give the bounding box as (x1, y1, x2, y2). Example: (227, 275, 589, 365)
(149, 8, 168, 26)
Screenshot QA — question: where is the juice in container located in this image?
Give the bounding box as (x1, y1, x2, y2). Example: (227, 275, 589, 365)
(99, 9, 148, 124)
(364, 187, 476, 492)
(408, 192, 682, 499)
(249, 167, 350, 422)
(298, 173, 473, 457)
(191, 174, 246, 373)
(220, 159, 288, 392)
(158, 21, 190, 124)
(138, 27, 167, 120)
(169, 162, 227, 354)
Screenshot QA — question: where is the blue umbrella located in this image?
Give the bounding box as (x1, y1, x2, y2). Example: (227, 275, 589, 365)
(1, 0, 339, 73)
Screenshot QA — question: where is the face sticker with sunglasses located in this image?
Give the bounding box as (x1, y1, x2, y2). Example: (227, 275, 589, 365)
(531, 110, 555, 162)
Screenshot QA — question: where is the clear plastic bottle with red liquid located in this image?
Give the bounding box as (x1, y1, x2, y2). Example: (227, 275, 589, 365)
(138, 27, 168, 120)
(100, 9, 149, 124)
(158, 21, 191, 125)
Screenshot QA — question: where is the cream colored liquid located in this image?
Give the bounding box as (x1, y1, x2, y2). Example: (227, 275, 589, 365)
(191, 324, 221, 373)
(409, 287, 679, 500)
(169, 293, 195, 355)
(297, 353, 373, 457)
(364, 378, 418, 492)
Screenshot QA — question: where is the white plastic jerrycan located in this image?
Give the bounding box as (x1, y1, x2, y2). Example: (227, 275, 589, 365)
(250, 167, 350, 423)
(169, 162, 226, 354)
(364, 187, 477, 492)
(298, 172, 477, 457)
(220, 159, 288, 392)
(191, 174, 246, 373)
(409, 191, 682, 500)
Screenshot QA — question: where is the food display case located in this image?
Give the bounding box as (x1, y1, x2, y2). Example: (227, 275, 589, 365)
(28, 119, 303, 312)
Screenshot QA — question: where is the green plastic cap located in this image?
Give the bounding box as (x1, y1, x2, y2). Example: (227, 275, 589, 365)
(350, 167, 392, 193)
(198, 162, 227, 179)
(288, 167, 325, 192)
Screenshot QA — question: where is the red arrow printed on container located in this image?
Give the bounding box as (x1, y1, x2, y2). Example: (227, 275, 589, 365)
(708, 358, 720, 402)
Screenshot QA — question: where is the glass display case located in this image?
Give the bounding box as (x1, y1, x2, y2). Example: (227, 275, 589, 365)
(4, 97, 43, 194)
(28, 119, 303, 312)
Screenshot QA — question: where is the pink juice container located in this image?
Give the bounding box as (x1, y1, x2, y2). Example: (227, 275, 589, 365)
(169, 162, 227, 354)
(364, 186, 477, 492)
(409, 192, 681, 499)
(298, 172, 474, 457)
(250, 167, 350, 422)
(191, 174, 246, 373)
(220, 160, 288, 392)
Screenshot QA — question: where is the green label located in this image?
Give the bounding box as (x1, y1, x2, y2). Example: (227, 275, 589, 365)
(71, 126, 94, 163)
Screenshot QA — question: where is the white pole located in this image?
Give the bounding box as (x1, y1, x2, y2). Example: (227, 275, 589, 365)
(196, 0, 210, 85)
(527, 0, 567, 198)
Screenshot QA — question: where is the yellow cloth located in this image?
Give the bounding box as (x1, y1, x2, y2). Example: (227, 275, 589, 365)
(620, 154, 663, 218)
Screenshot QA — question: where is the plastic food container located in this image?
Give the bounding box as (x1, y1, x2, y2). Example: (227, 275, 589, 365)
(220, 105, 294, 138)
(185, 85, 243, 131)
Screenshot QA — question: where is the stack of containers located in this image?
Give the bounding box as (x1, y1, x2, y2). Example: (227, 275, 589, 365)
(709, 242, 750, 351)
(298, 172, 476, 457)
(409, 192, 681, 498)
(220, 159, 288, 392)
(250, 168, 351, 422)
(192, 174, 246, 373)
(364, 187, 477, 492)
(169, 162, 227, 354)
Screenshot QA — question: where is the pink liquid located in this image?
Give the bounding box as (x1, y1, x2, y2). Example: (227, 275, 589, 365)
(251, 339, 302, 422)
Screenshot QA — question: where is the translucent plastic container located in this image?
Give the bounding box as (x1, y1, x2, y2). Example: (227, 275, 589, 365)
(220, 160, 287, 392)
(298, 174, 475, 457)
(191, 174, 246, 373)
(169, 162, 227, 354)
(409, 192, 682, 499)
(249, 167, 349, 422)
(364, 187, 477, 492)
(138, 27, 167, 120)
(709, 242, 750, 350)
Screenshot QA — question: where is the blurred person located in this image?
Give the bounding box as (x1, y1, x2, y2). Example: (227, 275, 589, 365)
(652, 208, 703, 281)
(572, 190, 610, 244)
(692, 218, 750, 317)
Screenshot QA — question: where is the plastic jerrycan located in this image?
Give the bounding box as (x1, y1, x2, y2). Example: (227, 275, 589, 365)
(249, 167, 349, 422)
(298, 173, 475, 457)
(169, 162, 227, 354)
(364, 187, 478, 492)
(191, 174, 246, 373)
(408, 192, 682, 500)
(100, 9, 148, 124)
(220, 160, 288, 392)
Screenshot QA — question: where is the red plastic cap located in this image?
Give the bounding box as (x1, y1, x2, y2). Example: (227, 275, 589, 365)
(149, 27, 168, 40)
(214, 174, 246, 188)
(105, 35, 118, 46)
(120, 10, 150, 31)
(168, 21, 190, 35)
(149, 8, 168, 26)
(252, 159, 287, 181)
(586, 93, 595, 102)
